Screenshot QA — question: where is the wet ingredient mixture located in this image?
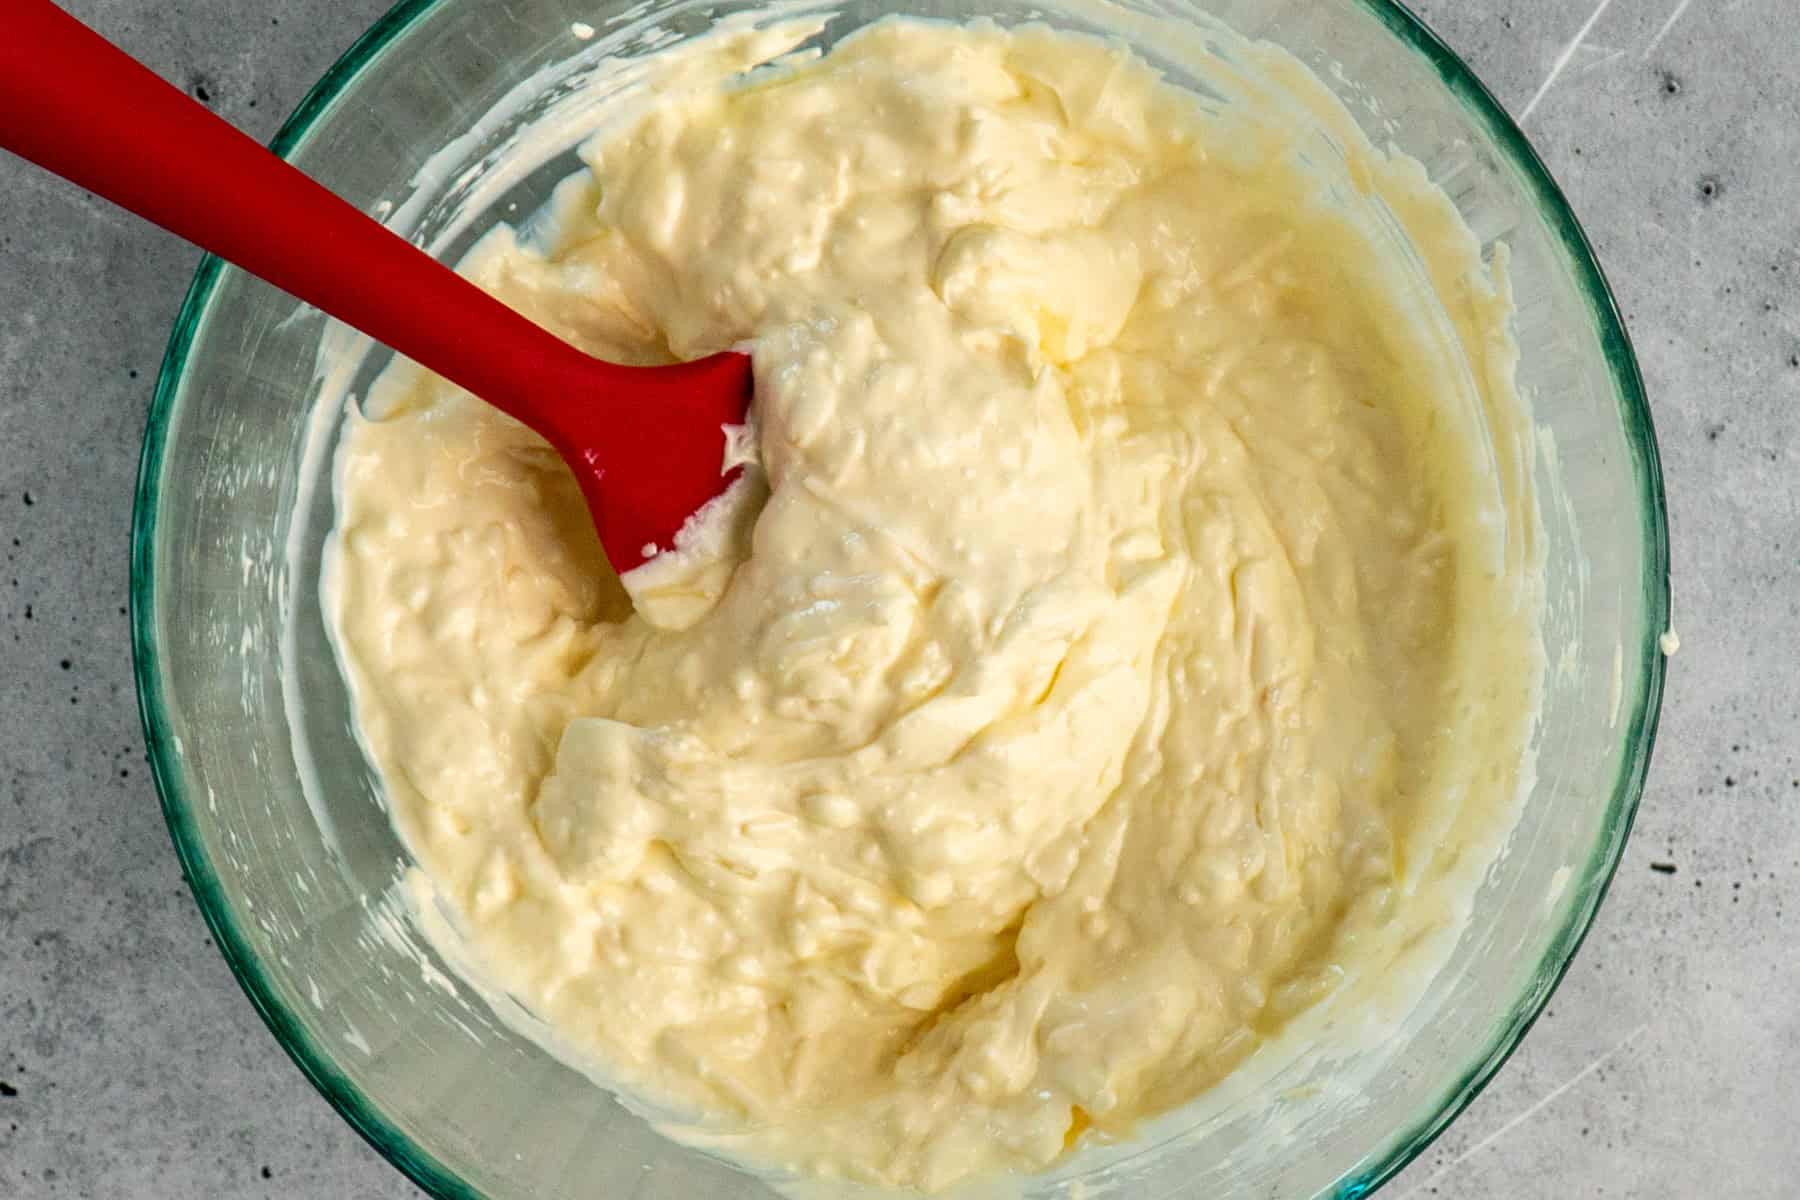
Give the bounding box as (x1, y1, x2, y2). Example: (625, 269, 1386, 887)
(327, 18, 1538, 1192)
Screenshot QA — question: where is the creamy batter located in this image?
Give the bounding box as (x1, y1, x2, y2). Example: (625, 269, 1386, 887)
(327, 19, 1539, 1191)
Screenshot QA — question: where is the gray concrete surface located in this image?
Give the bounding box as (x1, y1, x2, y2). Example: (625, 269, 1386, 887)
(0, 0, 1783, 1195)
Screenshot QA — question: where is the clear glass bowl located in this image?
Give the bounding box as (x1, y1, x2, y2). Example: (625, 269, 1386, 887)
(131, 0, 1669, 1196)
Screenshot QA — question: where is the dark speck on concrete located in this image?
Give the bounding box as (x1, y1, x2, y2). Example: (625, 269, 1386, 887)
(1725, 775, 1738, 788)
(1661, 71, 1682, 96)
(1651, 861, 1679, 875)
(1699, 176, 1722, 203)
(189, 74, 215, 105)
(261, 1166, 272, 1180)
(0, 1082, 16, 1099)
(20, 491, 32, 507)
(58, 659, 70, 671)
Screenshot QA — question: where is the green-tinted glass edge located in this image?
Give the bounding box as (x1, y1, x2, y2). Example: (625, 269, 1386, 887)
(1329, 1, 1670, 1196)
(127, 1, 1669, 1198)
(129, 1, 481, 1197)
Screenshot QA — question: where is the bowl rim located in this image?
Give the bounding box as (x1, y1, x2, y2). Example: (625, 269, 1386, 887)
(130, 1, 1670, 1197)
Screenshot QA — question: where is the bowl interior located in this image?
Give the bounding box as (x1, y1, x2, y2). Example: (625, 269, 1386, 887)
(133, 0, 1667, 1197)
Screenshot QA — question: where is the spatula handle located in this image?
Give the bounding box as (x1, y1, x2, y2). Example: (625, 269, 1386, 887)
(0, 0, 589, 421)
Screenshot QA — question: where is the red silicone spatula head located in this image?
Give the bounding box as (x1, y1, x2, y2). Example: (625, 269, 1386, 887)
(538, 350, 755, 574)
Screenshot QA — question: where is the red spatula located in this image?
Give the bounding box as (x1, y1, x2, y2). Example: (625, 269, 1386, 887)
(0, 0, 753, 576)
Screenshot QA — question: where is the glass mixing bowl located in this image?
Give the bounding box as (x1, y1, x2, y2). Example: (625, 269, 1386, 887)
(131, 0, 1669, 1196)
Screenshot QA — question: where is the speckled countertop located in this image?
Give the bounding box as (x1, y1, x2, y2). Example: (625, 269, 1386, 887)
(0, 0, 1789, 1195)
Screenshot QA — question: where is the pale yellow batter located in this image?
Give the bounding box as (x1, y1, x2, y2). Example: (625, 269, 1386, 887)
(327, 19, 1538, 1192)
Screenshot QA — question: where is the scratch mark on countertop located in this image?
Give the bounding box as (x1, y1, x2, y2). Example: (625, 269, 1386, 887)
(1575, 46, 1627, 76)
(1519, 0, 1617, 124)
(1397, 1022, 1650, 1196)
(1644, 0, 1695, 58)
